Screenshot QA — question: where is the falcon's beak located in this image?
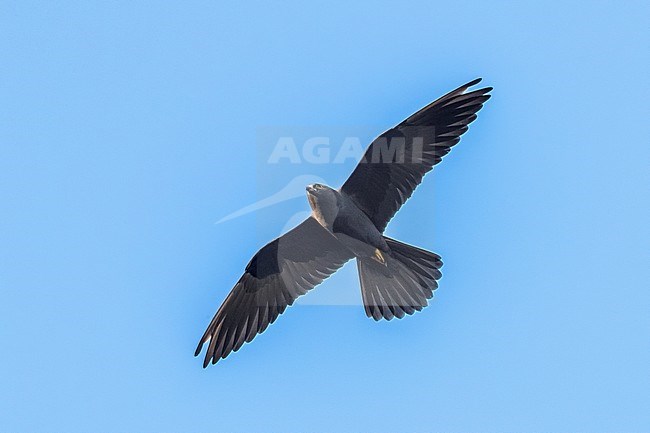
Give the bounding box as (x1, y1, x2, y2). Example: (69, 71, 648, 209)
(306, 185, 315, 194)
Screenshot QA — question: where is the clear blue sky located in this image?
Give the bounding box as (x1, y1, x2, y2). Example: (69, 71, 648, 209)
(1, 1, 649, 432)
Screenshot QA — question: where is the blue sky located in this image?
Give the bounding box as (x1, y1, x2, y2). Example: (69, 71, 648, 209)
(1, 1, 649, 432)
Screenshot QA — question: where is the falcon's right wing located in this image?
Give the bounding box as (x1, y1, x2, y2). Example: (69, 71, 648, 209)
(341, 78, 492, 232)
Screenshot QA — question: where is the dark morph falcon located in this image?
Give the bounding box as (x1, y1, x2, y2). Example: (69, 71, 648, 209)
(196, 78, 491, 367)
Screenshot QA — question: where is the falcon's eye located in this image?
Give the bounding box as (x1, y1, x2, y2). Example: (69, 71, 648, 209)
(315, 184, 323, 189)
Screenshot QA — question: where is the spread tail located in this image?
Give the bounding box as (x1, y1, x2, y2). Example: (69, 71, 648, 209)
(357, 237, 442, 321)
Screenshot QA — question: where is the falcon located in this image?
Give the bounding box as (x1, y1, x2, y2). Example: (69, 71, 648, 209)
(196, 78, 492, 366)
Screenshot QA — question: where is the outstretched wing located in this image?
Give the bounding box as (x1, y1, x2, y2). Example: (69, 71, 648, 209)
(195, 217, 353, 367)
(341, 78, 492, 232)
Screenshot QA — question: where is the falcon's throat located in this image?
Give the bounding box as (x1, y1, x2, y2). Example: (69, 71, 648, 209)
(306, 184, 338, 230)
(307, 191, 317, 210)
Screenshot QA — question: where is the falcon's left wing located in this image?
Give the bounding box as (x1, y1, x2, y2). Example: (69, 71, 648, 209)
(195, 217, 354, 367)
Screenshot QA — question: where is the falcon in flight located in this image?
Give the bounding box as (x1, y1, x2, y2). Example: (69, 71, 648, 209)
(196, 78, 492, 367)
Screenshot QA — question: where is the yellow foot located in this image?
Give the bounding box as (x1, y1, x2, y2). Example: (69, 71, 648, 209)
(372, 248, 387, 265)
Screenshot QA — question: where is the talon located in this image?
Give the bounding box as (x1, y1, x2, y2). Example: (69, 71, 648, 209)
(373, 248, 386, 265)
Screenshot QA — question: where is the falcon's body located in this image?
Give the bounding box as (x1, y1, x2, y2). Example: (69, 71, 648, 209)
(196, 79, 492, 366)
(307, 183, 388, 258)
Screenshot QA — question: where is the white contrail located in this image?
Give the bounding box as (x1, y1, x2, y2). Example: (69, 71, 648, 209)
(215, 174, 327, 224)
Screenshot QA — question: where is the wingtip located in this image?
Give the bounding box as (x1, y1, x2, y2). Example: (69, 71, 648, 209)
(467, 78, 495, 96)
(194, 341, 204, 357)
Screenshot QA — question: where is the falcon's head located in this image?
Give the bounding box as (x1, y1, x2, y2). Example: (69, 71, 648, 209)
(306, 183, 338, 215)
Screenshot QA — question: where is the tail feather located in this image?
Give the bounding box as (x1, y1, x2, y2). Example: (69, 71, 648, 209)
(357, 237, 442, 321)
